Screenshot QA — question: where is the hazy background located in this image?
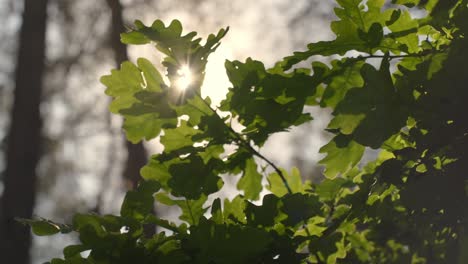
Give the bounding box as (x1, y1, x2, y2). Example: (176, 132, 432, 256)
(0, 0, 337, 262)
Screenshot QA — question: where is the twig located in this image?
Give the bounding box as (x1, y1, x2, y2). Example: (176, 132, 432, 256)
(194, 93, 293, 194)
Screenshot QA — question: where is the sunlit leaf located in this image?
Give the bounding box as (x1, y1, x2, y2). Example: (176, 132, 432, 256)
(237, 158, 263, 200)
(319, 134, 365, 179)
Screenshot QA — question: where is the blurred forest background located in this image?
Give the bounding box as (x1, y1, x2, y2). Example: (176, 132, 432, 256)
(0, 0, 339, 263)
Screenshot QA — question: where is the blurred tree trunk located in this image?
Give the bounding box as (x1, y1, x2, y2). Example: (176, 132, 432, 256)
(105, 0, 154, 237)
(0, 0, 48, 263)
(105, 0, 148, 191)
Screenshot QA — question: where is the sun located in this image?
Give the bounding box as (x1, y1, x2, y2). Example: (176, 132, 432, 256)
(170, 45, 233, 104)
(175, 65, 193, 91)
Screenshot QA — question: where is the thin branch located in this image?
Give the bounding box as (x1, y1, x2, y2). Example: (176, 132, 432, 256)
(194, 93, 293, 194)
(357, 48, 443, 60)
(242, 142, 293, 194)
(358, 54, 421, 59)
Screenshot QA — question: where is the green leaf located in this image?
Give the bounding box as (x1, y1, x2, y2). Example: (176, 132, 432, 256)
(145, 215, 183, 234)
(387, 10, 419, 53)
(121, 19, 185, 45)
(386, 9, 402, 26)
(63, 245, 90, 259)
(123, 114, 176, 143)
(287, 167, 305, 194)
(333, 61, 409, 148)
(245, 194, 280, 227)
(137, 58, 165, 91)
(316, 178, 353, 201)
(223, 195, 247, 224)
(101, 61, 143, 113)
(50, 256, 89, 264)
(309, 232, 347, 263)
(120, 180, 160, 220)
(195, 112, 232, 144)
(237, 158, 263, 200)
(100, 59, 175, 143)
(327, 114, 365, 135)
(358, 22, 384, 47)
(267, 167, 304, 196)
(140, 155, 176, 189)
(168, 155, 223, 199)
(222, 58, 313, 145)
(160, 120, 202, 152)
(105, 19, 229, 143)
(321, 59, 365, 108)
(17, 218, 61, 236)
(319, 134, 365, 179)
(281, 193, 322, 226)
(155, 193, 208, 225)
(175, 96, 214, 126)
(427, 52, 449, 79)
(120, 30, 150, 45)
(72, 214, 109, 249)
(210, 198, 223, 224)
(281, 0, 393, 69)
(121, 19, 228, 92)
(199, 144, 224, 164)
(391, 0, 419, 8)
(183, 219, 273, 263)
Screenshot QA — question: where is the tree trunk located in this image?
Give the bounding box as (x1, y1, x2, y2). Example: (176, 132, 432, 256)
(105, 0, 148, 191)
(105, 0, 154, 237)
(0, 0, 48, 263)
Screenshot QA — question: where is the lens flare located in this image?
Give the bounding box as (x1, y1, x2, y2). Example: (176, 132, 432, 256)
(175, 65, 193, 91)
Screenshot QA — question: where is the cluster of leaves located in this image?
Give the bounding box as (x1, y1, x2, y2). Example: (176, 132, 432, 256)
(24, 0, 468, 263)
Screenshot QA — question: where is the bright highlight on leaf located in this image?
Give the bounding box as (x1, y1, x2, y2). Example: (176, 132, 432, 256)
(175, 65, 193, 91)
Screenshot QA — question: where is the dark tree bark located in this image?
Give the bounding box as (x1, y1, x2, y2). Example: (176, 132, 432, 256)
(105, 0, 154, 237)
(0, 0, 48, 263)
(105, 0, 148, 191)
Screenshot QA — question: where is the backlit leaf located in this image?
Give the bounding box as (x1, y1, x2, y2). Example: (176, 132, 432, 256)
(237, 158, 263, 200)
(319, 134, 365, 179)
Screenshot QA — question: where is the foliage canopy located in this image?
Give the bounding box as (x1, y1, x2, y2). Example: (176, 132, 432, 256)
(23, 0, 468, 263)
